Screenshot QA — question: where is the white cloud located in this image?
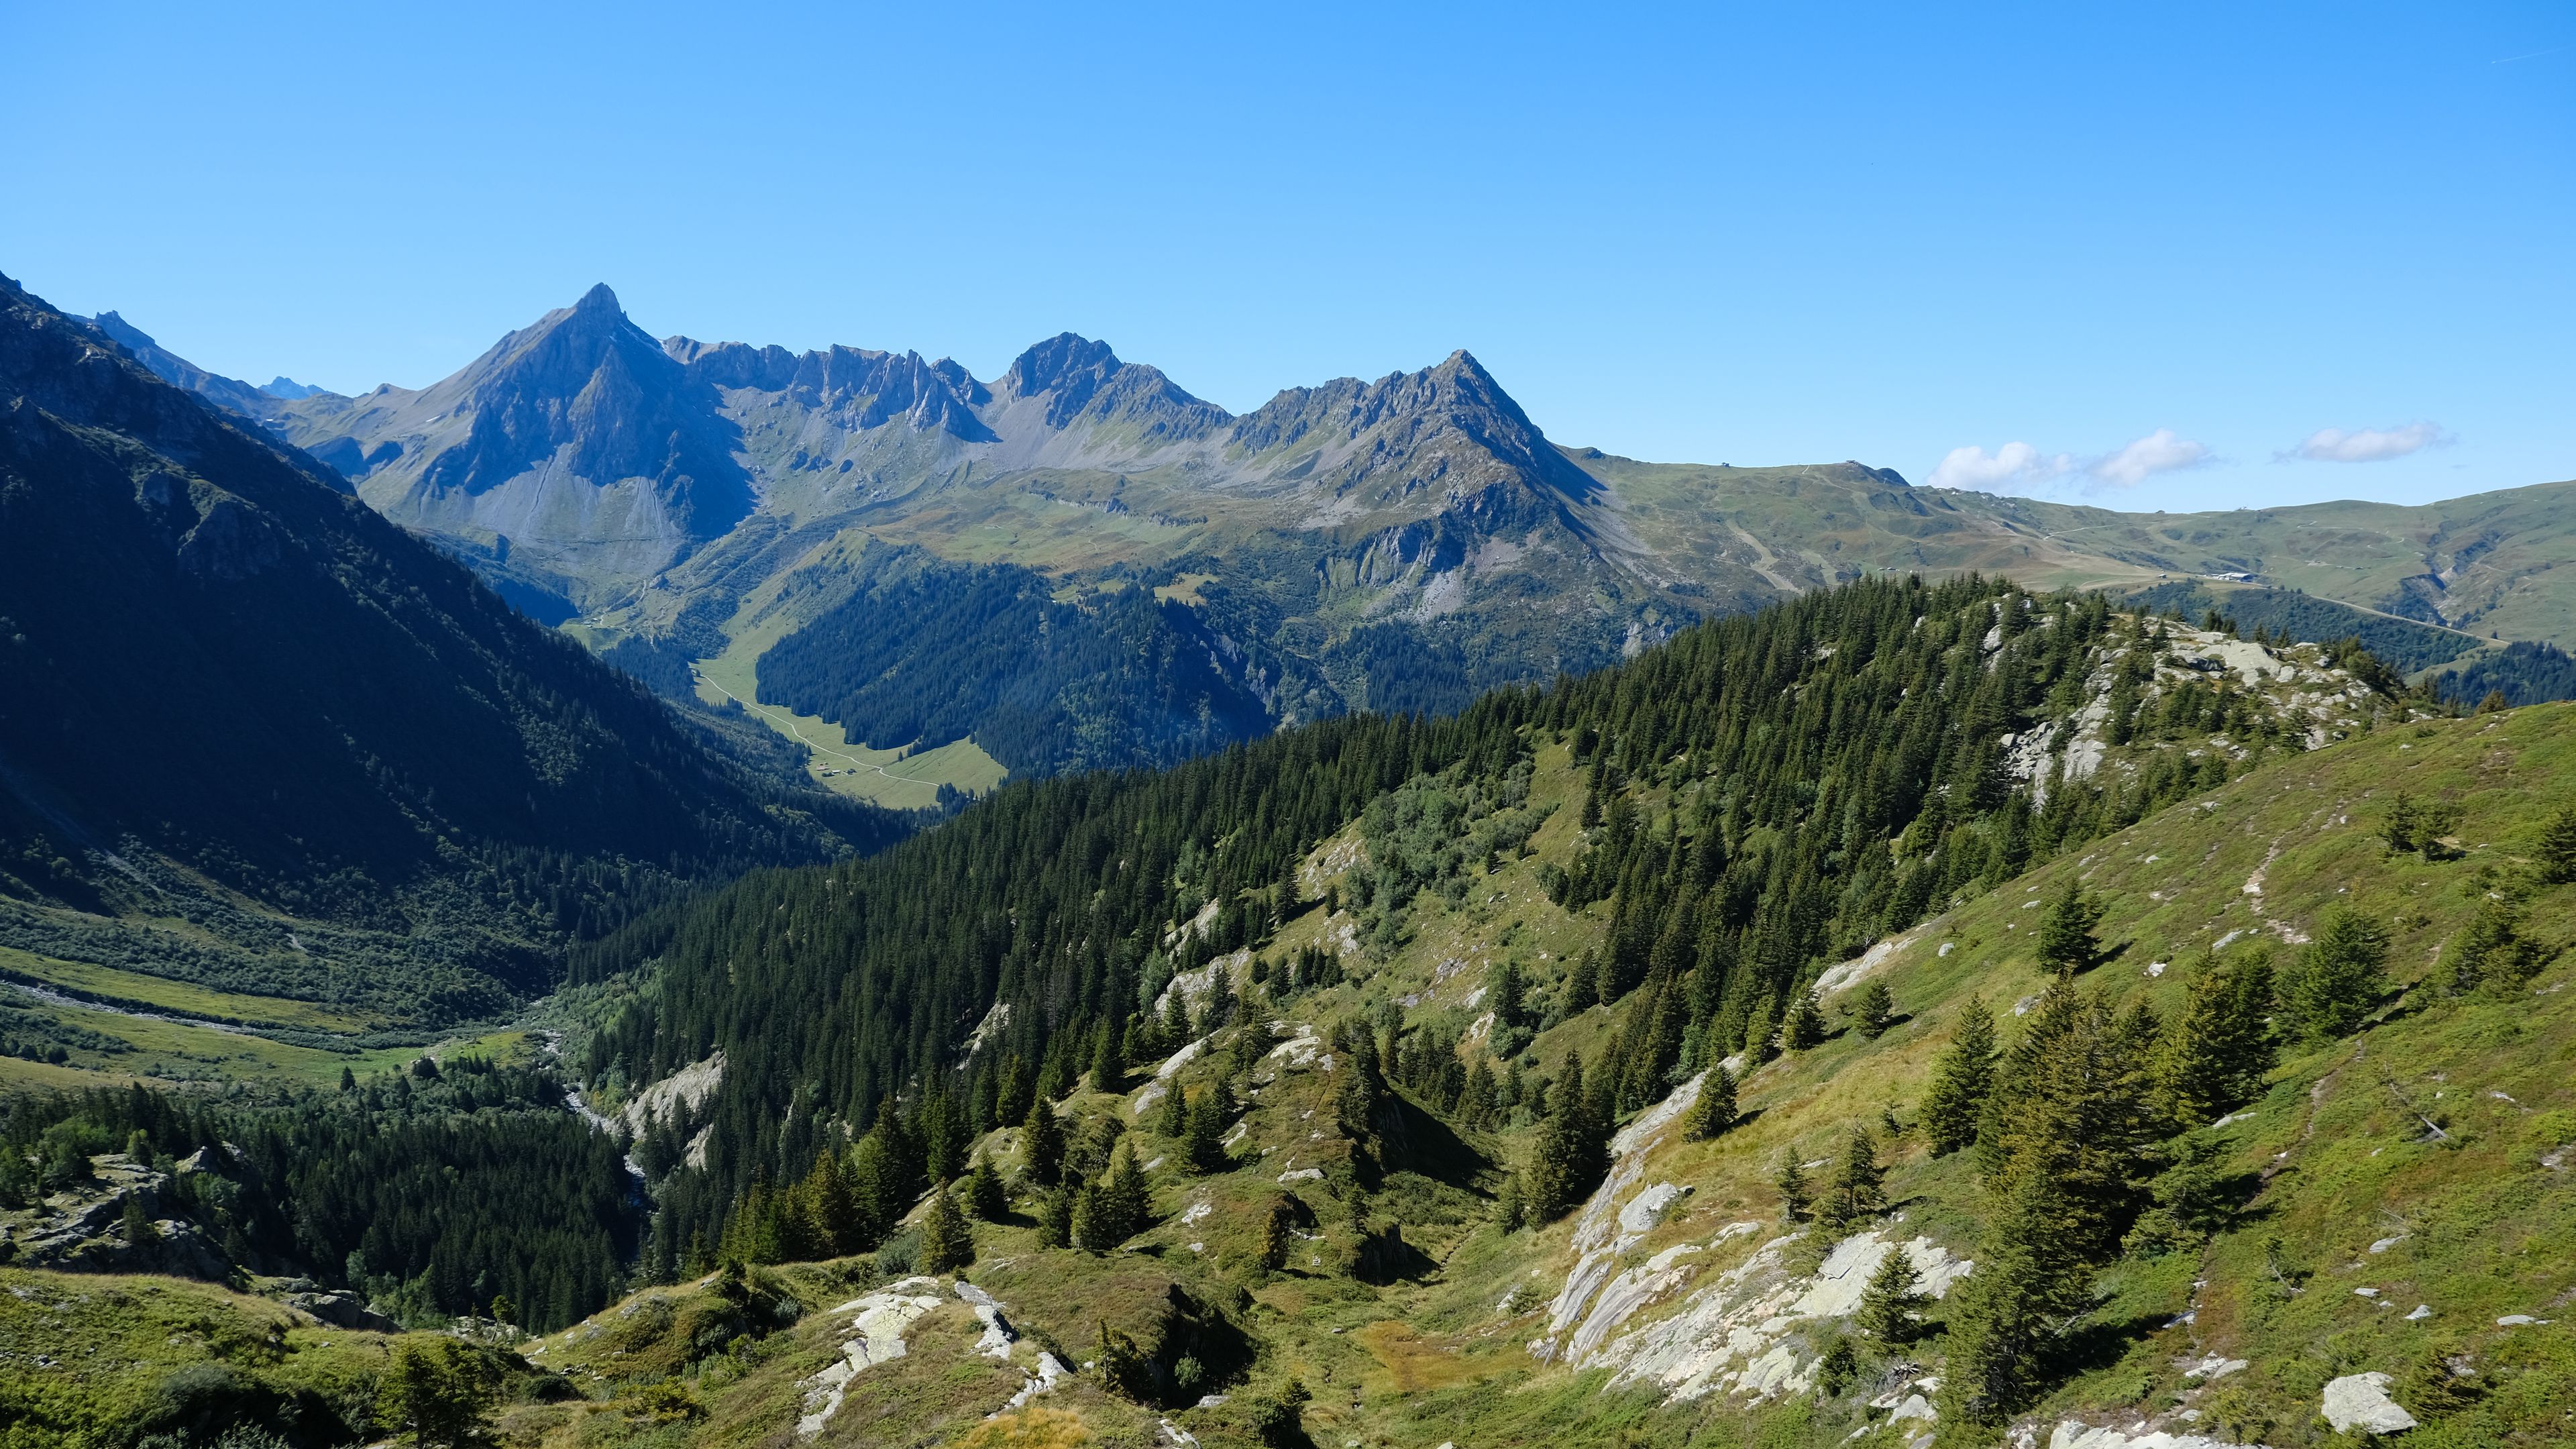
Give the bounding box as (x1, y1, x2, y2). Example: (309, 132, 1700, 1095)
(2089, 428, 2211, 489)
(1928, 429, 2212, 495)
(2288, 421, 2451, 464)
(1926, 441, 2076, 492)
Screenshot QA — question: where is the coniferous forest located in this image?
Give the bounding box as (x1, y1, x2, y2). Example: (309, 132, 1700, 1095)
(586, 574, 2345, 1275)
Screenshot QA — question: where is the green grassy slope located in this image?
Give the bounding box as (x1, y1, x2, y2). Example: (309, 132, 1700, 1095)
(366, 699, 2563, 1449)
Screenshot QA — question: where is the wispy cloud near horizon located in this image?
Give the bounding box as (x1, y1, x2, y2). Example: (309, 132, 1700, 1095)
(1927, 429, 2212, 495)
(2284, 421, 2452, 464)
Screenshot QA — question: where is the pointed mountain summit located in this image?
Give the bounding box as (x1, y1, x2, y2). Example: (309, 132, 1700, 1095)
(994, 332, 1231, 438)
(263, 285, 757, 614)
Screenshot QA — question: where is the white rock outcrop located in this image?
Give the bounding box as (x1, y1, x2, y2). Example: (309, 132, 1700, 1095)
(2320, 1372, 2418, 1435)
(2049, 1422, 2258, 1449)
(1595, 1229, 1969, 1404)
(796, 1278, 944, 1436)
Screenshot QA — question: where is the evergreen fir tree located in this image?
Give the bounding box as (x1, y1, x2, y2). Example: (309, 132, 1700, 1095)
(918, 1186, 973, 1273)
(1036, 1187, 1073, 1248)
(1527, 1054, 1607, 1222)
(1494, 1172, 1525, 1232)
(1818, 1124, 1886, 1232)
(1090, 1024, 1123, 1092)
(1075, 1140, 1151, 1252)
(1157, 1081, 1190, 1138)
(1851, 979, 1894, 1039)
(1257, 1197, 1295, 1273)
(1855, 1241, 1927, 1344)
(1184, 1087, 1231, 1174)
(2441, 899, 2543, 996)
(1783, 987, 1827, 1050)
(1022, 1097, 1067, 1187)
(1744, 990, 1782, 1066)
(2155, 949, 2275, 1128)
(1684, 1064, 1737, 1141)
(2381, 791, 2420, 855)
(1773, 1150, 1812, 1224)
(1561, 949, 1600, 1014)
(1920, 997, 1997, 1156)
(801, 1148, 865, 1256)
(1939, 1172, 2080, 1432)
(2536, 801, 2576, 885)
(2037, 878, 2104, 972)
(962, 1152, 1008, 1222)
(2285, 904, 2389, 1041)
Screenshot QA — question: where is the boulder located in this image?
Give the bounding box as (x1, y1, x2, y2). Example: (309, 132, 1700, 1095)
(286, 1290, 398, 1333)
(2320, 1372, 2417, 1434)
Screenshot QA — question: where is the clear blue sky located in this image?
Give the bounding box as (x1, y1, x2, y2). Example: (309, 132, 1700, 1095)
(7, 1, 2569, 512)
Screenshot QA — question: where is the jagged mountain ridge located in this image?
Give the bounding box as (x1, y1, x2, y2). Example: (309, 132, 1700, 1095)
(111, 288, 2575, 799)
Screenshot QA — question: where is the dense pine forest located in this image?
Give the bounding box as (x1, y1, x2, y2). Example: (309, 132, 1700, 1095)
(587, 573, 2379, 1273)
(755, 544, 1276, 777)
(0, 1066, 635, 1334)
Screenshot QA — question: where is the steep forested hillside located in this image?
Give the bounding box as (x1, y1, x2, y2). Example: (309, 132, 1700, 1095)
(583, 575, 2393, 1273)
(0, 273, 906, 1025)
(753, 543, 1275, 776)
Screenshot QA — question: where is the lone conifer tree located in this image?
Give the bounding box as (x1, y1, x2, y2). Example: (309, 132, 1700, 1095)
(1684, 1064, 1737, 1141)
(1774, 1150, 1812, 1224)
(919, 1186, 974, 1273)
(1818, 1124, 1887, 1232)
(1783, 988, 1827, 1050)
(1157, 1079, 1190, 1138)
(2286, 904, 2388, 1041)
(1851, 979, 1894, 1039)
(1744, 990, 1782, 1066)
(1185, 1087, 1231, 1174)
(2037, 878, 2104, 973)
(1036, 1187, 1073, 1248)
(962, 1151, 1008, 1222)
(1257, 1197, 1295, 1273)
(1022, 1097, 1066, 1187)
(1856, 1241, 1927, 1344)
(1920, 997, 1997, 1156)
(2157, 949, 2275, 1128)
(2442, 899, 2543, 996)
(2536, 801, 2576, 885)
(1527, 1054, 1607, 1221)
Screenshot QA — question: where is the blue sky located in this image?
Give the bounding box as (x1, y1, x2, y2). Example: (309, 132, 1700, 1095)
(6, 1, 2569, 512)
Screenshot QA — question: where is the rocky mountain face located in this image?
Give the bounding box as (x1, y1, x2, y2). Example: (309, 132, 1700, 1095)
(262, 284, 757, 617)
(230, 290, 1732, 778)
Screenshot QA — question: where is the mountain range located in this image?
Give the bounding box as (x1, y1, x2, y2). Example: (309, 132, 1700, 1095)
(0, 274, 904, 1027)
(94, 288, 2576, 799)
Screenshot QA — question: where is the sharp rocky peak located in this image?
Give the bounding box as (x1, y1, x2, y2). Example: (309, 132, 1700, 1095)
(998, 331, 1229, 436)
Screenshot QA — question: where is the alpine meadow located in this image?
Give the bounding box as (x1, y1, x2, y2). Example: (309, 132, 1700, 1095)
(2, 9, 2572, 1447)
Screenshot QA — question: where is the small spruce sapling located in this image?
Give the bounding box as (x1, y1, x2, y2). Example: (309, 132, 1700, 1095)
(1774, 1150, 1812, 1224)
(1920, 998, 1998, 1156)
(2037, 878, 2105, 973)
(1856, 1242, 1927, 1344)
(1684, 1064, 1737, 1141)
(1783, 988, 1827, 1051)
(1851, 979, 1894, 1039)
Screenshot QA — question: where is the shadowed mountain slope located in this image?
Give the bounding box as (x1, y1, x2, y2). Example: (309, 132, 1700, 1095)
(0, 274, 903, 1018)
